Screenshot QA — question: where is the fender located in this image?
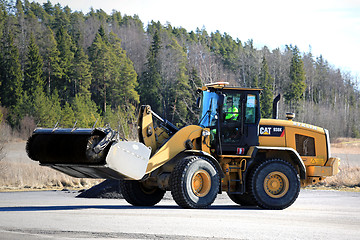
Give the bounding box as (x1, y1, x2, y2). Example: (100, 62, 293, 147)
(249, 146, 306, 179)
(184, 150, 225, 178)
(145, 125, 204, 174)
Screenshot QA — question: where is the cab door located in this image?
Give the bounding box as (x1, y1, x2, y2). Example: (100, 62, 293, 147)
(219, 91, 260, 155)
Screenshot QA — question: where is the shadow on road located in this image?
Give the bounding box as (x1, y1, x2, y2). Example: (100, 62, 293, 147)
(0, 204, 259, 212)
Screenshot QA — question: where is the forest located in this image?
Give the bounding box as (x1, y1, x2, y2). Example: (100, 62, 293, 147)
(0, 0, 359, 139)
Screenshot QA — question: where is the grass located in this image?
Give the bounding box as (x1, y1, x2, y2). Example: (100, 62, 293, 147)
(307, 163, 360, 192)
(331, 138, 360, 155)
(0, 160, 102, 191)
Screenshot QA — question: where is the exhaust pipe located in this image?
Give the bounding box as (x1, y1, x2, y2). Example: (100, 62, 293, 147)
(272, 94, 281, 119)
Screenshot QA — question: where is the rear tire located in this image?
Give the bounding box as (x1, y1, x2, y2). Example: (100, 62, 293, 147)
(170, 156, 220, 209)
(250, 159, 300, 210)
(119, 180, 165, 206)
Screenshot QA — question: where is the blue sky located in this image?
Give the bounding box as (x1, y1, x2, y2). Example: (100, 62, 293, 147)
(33, 0, 360, 79)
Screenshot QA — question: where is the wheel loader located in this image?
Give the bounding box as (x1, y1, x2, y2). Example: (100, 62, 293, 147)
(26, 82, 340, 209)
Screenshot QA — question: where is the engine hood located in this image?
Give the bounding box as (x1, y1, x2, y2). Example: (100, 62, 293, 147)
(259, 118, 325, 135)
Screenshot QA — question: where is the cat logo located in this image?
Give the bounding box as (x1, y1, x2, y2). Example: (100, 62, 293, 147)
(260, 127, 272, 135)
(259, 125, 285, 137)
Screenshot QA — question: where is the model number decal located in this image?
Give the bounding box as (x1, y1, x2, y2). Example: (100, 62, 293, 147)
(259, 125, 285, 137)
(292, 122, 318, 130)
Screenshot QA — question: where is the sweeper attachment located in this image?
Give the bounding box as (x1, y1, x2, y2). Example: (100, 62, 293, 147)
(26, 127, 151, 180)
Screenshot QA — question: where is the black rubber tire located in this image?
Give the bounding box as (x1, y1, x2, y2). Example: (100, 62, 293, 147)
(170, 156, 220, 209)
(119, 180, 165, 206)
(250, 159, 300, 210)
(227, 192, 257, 206)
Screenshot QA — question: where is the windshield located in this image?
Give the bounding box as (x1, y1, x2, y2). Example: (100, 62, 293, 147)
(199, 91, 219, 128)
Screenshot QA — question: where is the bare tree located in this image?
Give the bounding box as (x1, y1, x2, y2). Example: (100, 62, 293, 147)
(111, 16, 149, 77)
(187, 42, 231, 84)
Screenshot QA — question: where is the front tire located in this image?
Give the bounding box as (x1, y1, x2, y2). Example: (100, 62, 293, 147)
(170, 156, 220, 209)
(119, 180, 165, 206)
(250, 159, 300, 210)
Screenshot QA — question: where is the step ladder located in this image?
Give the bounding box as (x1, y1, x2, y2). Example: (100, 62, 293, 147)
(227, 159, 247, 194)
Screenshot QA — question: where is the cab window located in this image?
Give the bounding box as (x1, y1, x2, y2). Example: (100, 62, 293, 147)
(245, 94, 257, 124)
(223, 93, 241, 122)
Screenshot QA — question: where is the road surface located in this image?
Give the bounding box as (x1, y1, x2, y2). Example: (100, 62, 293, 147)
(0, 190, 359, 239)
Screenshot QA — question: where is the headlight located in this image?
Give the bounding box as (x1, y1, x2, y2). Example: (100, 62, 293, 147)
(202, 130, 210, 137)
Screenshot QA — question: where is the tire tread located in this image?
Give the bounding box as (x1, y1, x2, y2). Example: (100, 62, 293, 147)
(170, 156, 219, 209)
(249, 158, 300, 210)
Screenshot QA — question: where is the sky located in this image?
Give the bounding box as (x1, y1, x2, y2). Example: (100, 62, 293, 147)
(33, 0, 360, 79)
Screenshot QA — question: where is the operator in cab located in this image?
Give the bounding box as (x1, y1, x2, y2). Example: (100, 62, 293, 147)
(225, 96, 239, 121)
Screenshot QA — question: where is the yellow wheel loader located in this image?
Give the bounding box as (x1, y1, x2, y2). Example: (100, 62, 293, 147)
(26, 82, 340, 209)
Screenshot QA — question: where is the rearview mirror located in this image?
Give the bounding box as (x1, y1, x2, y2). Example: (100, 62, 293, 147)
(196, 97, 201, 108)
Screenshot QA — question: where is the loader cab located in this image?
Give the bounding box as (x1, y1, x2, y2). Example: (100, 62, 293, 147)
(198, 83, 261, 155)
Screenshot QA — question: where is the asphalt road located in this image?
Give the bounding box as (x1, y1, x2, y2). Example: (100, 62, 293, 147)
(0, 190, 359, 240)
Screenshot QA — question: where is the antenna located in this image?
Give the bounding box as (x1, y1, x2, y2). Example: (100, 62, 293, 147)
(72, 121, 77, 129)
(92, 119, 98, 129)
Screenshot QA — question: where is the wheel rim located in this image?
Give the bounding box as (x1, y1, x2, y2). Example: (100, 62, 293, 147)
(191, 170, 211, 197)
(263, 171, 289, 198)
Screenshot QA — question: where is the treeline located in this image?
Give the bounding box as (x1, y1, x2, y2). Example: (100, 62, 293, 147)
(0, 0, 359, 139)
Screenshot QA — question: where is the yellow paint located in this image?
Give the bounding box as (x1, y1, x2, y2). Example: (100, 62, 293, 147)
(139, 87, 339, 190)
(146, 125, 203, 173)
(138, 106, 157, 155)
(259, 118, 328, 167)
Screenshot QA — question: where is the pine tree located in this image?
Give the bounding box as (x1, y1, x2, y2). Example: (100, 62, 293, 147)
(52, 3, 70, 32)
(138, 30, 162, 113)
(0, 1, 6, 30)
(71, 94, 101, 128)
(15, 0, 26, 68)
(32, 86, 52, 127)
(259, 56, 274, 118)
(284, 46, 306, 112)
(71, 44, 92, 98)
(88, 30, 112, 113)
(60, 102, 75, 127)
(30, 0, 52, 26)
(69, 11, 86, 49)
(97, 25, 108, 44)
(55, 26, 75, 101)
(43, 26, 63, 95)
(163, 37, 190, 125)
(24, 1, 43, 41)
(108, 32, 139, 108)
(43, 0, 54, 15)
(47, 90, 62, 125)
(0, 29, 23, 108)
(24, 33, 44, 96)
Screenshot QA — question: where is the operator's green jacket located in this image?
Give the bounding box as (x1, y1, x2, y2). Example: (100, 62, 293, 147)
(225, 106, 239, 120)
